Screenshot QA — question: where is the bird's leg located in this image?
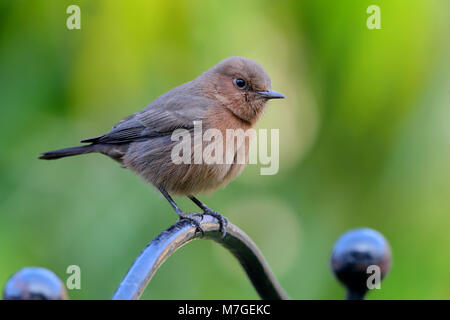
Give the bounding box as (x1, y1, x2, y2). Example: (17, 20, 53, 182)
(188, 195, 228, 238)
(158, 187, 204, 236)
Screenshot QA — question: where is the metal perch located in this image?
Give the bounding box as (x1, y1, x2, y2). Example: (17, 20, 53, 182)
(2, 214, 391, 300)
(111, 214, 289, 300)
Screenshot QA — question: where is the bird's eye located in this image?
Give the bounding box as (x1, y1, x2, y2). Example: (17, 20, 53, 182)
(235, 78, 247, 89)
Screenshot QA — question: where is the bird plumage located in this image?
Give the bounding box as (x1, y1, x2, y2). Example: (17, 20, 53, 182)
(39, 56, 284, 235)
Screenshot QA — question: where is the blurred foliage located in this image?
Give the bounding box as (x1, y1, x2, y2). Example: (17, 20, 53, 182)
(0, 0, 449, 299)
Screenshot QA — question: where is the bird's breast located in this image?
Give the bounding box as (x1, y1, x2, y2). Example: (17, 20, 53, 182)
(123, 106, 254, 196)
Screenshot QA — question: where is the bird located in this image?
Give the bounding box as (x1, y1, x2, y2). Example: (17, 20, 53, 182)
(39, 56, 285, 237)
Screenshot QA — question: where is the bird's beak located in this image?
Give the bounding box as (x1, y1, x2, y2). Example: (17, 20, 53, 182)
(256, 90, 286, 99)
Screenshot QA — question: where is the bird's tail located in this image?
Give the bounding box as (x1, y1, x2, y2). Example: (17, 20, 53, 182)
(39, 145, 96, 160)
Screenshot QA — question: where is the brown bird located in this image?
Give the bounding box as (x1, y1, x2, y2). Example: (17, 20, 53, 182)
(39, 56, 285, 236)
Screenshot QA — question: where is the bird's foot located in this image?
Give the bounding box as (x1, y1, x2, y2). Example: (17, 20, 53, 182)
(177, 212, 205, 236)
(203, 208, 228, 238)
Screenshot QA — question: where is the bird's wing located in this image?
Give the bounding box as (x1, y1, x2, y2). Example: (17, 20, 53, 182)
(81, 92, 212, 145)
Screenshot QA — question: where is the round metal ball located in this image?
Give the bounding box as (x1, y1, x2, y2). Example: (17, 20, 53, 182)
(331, 228, 391, 299)
(3, 267, 68, 300)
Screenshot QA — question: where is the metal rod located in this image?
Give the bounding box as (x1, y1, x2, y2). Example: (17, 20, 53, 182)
(111, 215, 289, 300)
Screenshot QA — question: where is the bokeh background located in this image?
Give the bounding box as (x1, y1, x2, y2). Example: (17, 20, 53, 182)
(1, 0, 449, 299)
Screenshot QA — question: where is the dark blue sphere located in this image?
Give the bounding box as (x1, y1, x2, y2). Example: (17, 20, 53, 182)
(331, 228, 391, 299)
(3, 267, 68, 300)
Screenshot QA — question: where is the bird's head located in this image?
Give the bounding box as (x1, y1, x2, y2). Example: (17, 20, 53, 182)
(202, 56, 285, 124)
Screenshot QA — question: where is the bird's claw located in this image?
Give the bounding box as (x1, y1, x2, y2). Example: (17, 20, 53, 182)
(203, 209, 228, 238)
(177, 210, 228, 238)
(177, 213, 205, 236)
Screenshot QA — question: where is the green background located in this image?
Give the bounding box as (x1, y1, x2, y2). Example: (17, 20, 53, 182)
(1, 0, 449, 299)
